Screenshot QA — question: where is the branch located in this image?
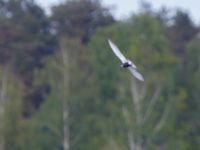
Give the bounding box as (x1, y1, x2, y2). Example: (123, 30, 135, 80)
(143, 86, 161, 122)
(131, 79, 142, 124)
(139, 83, 147, 100)
(153, 100, 171, 134)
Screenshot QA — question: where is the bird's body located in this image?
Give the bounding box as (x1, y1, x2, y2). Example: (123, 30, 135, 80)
(108, 39, 144, 81)
(121, 60, 134, 68)
(122, 62, 132, 68)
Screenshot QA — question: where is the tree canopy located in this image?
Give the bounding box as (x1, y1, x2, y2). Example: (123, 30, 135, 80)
(0, 0, 200, 150)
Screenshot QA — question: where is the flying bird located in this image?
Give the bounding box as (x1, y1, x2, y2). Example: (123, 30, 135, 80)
(108, 39, 144, 81)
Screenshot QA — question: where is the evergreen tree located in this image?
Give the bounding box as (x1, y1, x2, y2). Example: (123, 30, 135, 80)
(51, 0, 114, 43)
(0, 0, 56, 115)
(168, 10, 198, 57)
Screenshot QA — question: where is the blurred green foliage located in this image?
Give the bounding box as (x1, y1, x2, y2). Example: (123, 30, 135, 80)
(0, 0, 200, 150)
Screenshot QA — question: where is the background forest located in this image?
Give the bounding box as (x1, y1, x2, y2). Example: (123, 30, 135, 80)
(0, 0, 200, 150)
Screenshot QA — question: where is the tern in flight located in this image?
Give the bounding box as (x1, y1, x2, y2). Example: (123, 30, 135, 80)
(108, 39, 144, 81)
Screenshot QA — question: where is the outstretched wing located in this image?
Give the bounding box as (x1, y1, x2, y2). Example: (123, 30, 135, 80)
(130, 61, 137, 69)
(128, 67, 144, 81)
(108, 39, 127, 63)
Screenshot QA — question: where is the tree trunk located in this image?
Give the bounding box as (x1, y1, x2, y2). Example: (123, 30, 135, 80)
(131, 79, 143, 150)
(0, 65, 8, 150)
(60, 41, 70, 150)
(122, 106, 136, 150)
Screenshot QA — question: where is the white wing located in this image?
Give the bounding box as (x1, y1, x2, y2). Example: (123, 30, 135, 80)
(108, 39, 127, 63)
(130, 61, 137, 69)
(128, 67, 144, 81)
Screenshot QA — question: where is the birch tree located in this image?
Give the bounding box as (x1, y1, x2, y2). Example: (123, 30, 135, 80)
(88, 11, 177, 149)
(122, 79, 172, 150)
(0, 65, 24, 150)
(60, 38, 71, 150)
(59, 37, 88, 150)
(0, 65, 8, 150)
(119, 13, 177, 150)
